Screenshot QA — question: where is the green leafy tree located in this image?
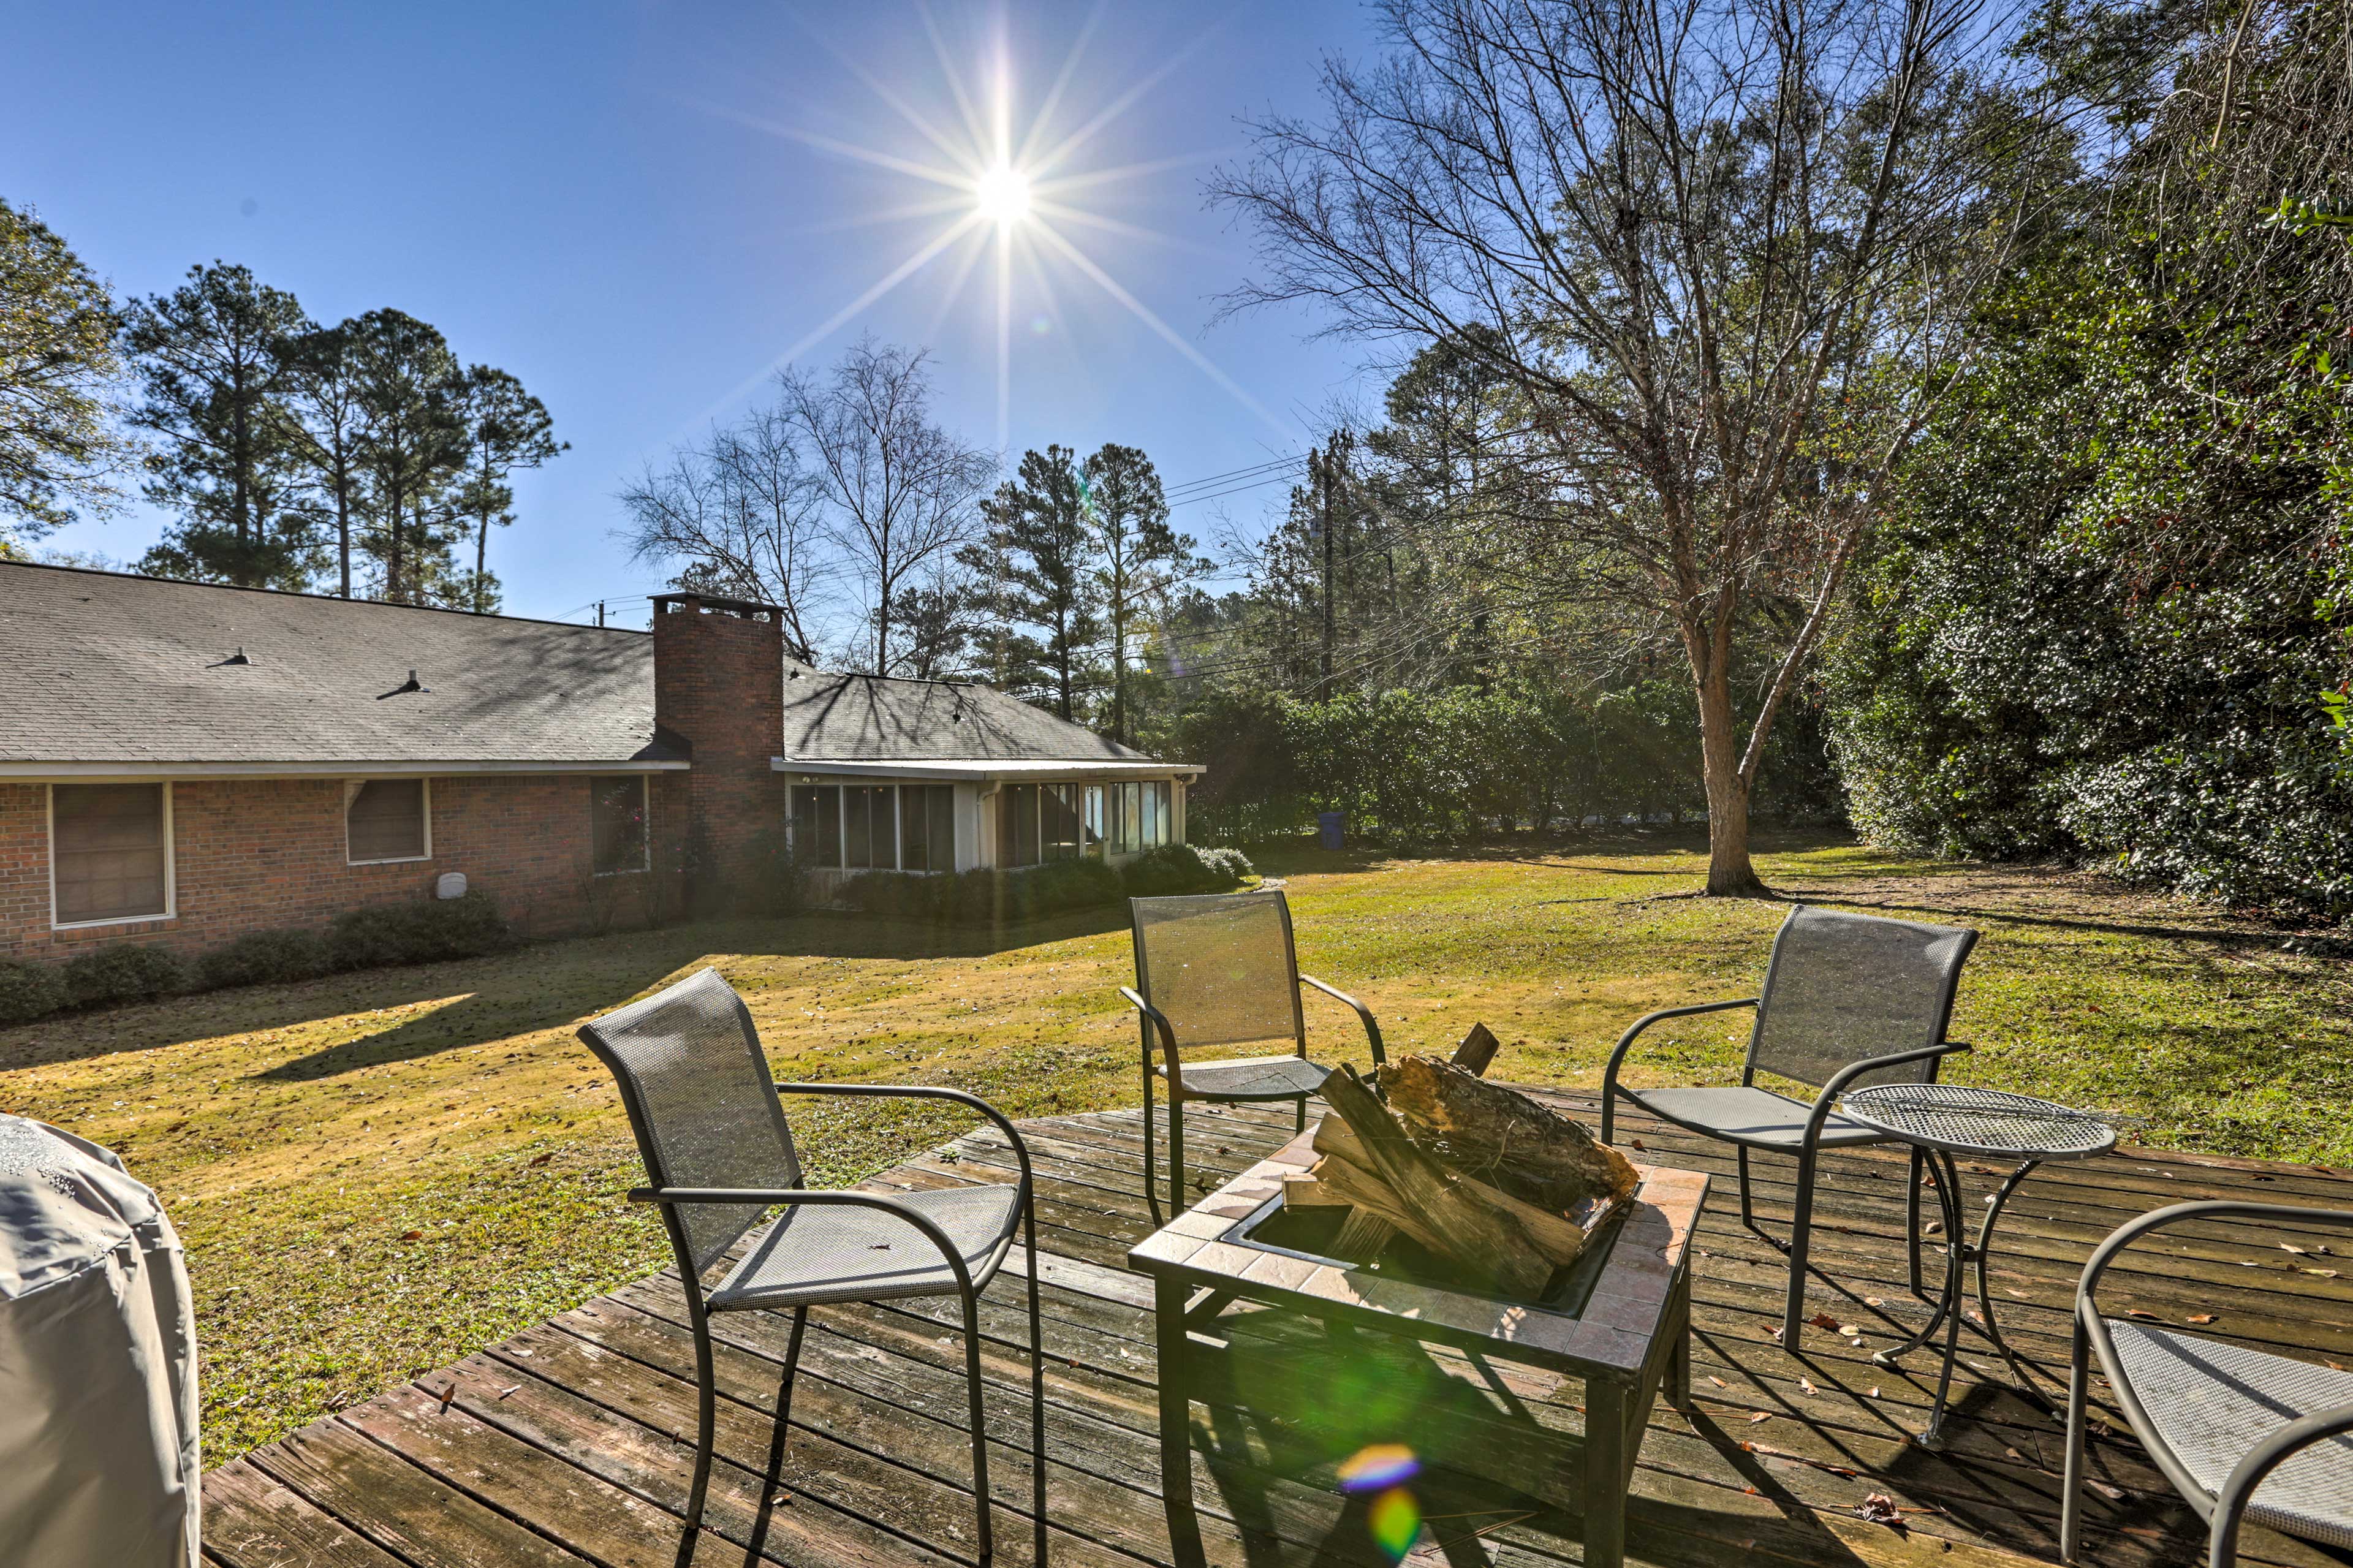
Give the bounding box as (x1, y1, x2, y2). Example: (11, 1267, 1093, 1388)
(0, 198, 127, 548)
(977, 445, 1102, 720)
(347, 309, 466, 604)
(1082, 443, 1205, 743)
(279, 320, 371, 597)
(447, 365, 563, 613)
(123, 262, 315, 587)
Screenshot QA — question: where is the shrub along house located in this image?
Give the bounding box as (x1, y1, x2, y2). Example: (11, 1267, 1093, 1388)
(0, 563, 1199, 974)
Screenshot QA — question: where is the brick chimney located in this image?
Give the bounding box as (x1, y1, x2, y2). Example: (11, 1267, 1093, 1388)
(651, 593, 787, 872)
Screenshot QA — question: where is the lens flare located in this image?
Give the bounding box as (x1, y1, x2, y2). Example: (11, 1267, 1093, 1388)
(1337, 1443, 1422, 1493)
(1367, 1487, 1423, 1562)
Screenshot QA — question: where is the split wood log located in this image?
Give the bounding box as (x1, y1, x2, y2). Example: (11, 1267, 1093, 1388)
(1307, 1119, 1591, 1267)
(1377, 1055, 1639, 1210)
(1314, 1065, 1555, 1298)
(1329, 1022, 1501, 1260)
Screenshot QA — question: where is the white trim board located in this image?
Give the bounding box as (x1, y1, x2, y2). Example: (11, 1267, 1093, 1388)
(0, 759, 689, 780)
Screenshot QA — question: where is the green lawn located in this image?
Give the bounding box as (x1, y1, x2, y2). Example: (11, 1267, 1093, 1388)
(1, 832, 2344, 1462)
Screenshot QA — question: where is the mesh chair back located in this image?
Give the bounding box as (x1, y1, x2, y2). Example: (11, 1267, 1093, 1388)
(1131, 891, 1306, 1054)
(578, 967, 801, 1274)
(1746, 906, 1977, 1089)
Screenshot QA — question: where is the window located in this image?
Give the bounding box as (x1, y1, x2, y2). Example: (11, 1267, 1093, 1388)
(899, 785, 957, 872)
(1042, 783, 1082, 861)
(346, 779, 430, 863)
(51, 783, 172, 926)
(1118, 782, 1143, 853)
(997, 784, 1041, 867)
(791, 785, 842, 868)
(845, 785, 896, 869)
(590, 776, 650, 874)
(1082, 786, 1106, 857)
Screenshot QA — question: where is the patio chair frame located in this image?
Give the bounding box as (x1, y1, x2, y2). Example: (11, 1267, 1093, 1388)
(1600, 905, 1977, 1347)
(2063, 1199, 2353, 1568)
(1123, 890, 1385, 1224)
(582, 979, 1047, 1568)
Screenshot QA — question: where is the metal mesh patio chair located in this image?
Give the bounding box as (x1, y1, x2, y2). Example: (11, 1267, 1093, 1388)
(580, 967, 1047, 1567)
(1121, 890, 1385, 1222)
(1600, 904, 1977, 1346)
(2064, 1200, 2353, 1567)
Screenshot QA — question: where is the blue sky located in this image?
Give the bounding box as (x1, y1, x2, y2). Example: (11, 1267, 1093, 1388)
(9, 1, 1379, 623)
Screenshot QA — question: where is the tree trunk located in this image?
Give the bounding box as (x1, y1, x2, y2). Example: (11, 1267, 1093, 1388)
(1695, 653, 1765, 895)
(474, 509, 489, 613)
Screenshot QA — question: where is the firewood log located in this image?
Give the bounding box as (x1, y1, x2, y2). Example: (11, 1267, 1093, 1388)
(1377, 1055, 1639, 1208)
(1311, 1120, 1591, 1267)
(1330, 1023, 1502, 1260)
(1316, 1066, 1555, 1298)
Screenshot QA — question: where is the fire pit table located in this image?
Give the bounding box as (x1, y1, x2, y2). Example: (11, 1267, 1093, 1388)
(1129, 1123, 1708, 1568)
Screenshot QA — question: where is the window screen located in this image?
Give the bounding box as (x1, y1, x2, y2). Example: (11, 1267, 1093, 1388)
(998, 784, 1040, 866)
(845, 786, 895, 869)
(1082, 786, 1105, 857)
(52, 784, 169, 924)
(1043, 784, 1082, 860)
(1119, 782, 1143, 852)
(347, 779, 427, 862)
(792, 786, 841, 867)
(590, 776, 649, 873)
(900, 785, 956, 871)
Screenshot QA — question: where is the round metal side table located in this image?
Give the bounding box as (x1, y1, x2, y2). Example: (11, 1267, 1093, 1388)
(1839, 1083, 2118, 1446)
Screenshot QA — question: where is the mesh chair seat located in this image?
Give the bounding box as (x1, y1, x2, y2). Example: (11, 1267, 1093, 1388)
(708, 1184, 1024, 1311)
(2104, 1320, 2353, 1549)
(1628, 1085, 1890, 1149)
(1158, 1053, 1330, 1102)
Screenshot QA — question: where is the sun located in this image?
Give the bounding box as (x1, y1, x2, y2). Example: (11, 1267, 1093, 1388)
(973, 163, 1031, 228)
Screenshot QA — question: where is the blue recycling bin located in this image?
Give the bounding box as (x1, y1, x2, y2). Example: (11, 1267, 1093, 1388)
(1317, 811, 1345, 850)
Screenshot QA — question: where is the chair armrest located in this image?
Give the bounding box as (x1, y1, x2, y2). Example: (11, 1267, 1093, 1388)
(1120, 985, 1181, 1078)
(1299, 972, 1386, 1068)
(773, 1081, 1034, 1196)
(1805, 1041, 1974, 1140)
(626, 1184, 980, 1292)
(1601, 998, 1757, 1142)
(2210, 1401, 2353, 1568)
(2076, 1199, 2353, 1317)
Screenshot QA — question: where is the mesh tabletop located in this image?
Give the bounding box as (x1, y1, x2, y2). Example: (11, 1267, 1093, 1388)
(1839, 1083, 2117, 1161)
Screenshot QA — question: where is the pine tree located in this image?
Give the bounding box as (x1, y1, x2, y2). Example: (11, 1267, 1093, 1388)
(123, 263, 316, 587)
(279, 320, 369, 597)
(977, 445, 1101, 720)
(448, 365, 563, 613)
(346, 310, 466, 604)
(0, 198, 127, 547)
(1082, 444, 1205, 744)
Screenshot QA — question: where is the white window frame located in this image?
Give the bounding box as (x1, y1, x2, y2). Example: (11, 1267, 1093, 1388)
(592, 775, 652, 876)
(48, 781, 177, 930)
(344, 777, 434, 866)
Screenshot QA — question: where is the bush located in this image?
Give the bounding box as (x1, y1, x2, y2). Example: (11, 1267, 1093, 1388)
(328, 890, 515, 969)
(63, 943, 187, 1008)
(1120, 844, 1254, 897)
(840, 858, 1129, 925)
(200, 928, 335, 990)
(0, 959, 67, 1025)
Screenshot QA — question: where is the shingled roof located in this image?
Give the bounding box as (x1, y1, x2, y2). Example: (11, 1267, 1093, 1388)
(779, 660, 1154, 764)
(0, 562, 677, 772)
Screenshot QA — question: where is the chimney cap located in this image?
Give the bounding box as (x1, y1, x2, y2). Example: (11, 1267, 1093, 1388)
(651, 591, 784, 619)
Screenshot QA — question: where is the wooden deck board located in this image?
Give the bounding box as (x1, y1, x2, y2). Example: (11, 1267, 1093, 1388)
(205, 1091, 2353, 1568)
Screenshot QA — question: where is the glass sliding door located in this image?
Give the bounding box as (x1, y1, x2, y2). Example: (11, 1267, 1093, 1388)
(844, 786, 896, 869)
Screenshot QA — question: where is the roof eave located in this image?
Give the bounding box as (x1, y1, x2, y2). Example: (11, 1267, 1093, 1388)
(771, 757, 1202, 782)
(0, 758, 691, 779)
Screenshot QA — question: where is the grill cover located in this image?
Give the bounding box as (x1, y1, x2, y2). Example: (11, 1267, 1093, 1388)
(0, 1115, 199, 1567)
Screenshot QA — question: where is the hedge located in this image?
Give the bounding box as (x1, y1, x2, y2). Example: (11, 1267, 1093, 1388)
(838, 843, 1256, 925)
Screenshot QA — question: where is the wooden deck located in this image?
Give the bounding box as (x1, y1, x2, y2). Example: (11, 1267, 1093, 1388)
(200, 1089, 2353, 1568)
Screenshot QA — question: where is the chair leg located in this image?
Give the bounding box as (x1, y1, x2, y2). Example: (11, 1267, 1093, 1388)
(1024, 1202, 1050, 1566)
(1737, 1146, 1758, 1234)
(1168, 1095, 1187, 1218)
(1143, 1066, 1162, 1227)
(678, 1305, 719, 1568)
(960, 1282, 996, 1563)
(2061, 1312, 2091, 1563)
(768, 1306, 808, 1474)
(1779, 1142, 1822, 1349)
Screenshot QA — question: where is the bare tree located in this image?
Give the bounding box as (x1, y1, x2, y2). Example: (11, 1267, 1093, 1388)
(619, 402, 830, 661)
(779, 337, 996, 675)
(1213, 0, 2052, 893)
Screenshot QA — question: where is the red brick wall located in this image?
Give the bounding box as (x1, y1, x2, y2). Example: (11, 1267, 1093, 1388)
(0, 773, 646, 964)
(651, 597, 790, 881)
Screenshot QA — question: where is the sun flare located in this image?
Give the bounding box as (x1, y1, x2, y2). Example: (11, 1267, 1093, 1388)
(974, 162, 1032, 227)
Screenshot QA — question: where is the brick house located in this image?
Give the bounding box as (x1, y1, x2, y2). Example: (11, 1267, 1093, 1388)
(0, 562, 1198, 966)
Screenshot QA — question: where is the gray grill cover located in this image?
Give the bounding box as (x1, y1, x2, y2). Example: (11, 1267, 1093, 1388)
(0, 1115, 199, 1567)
